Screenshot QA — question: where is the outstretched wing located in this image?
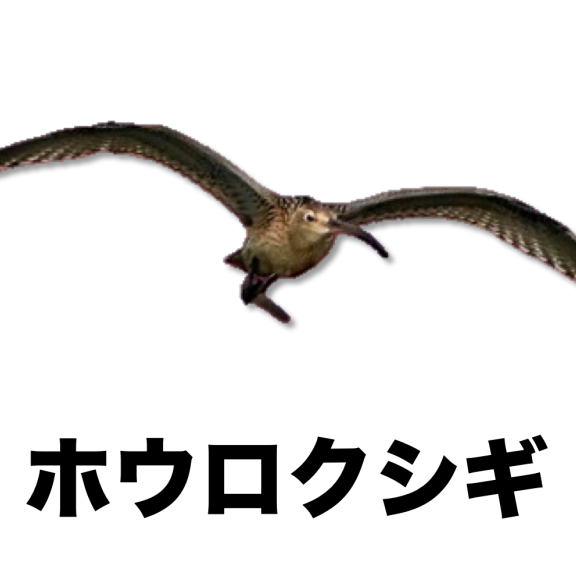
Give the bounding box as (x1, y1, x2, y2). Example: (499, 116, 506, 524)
(0, 122, 276, 227)
(327, 187, 576, 280)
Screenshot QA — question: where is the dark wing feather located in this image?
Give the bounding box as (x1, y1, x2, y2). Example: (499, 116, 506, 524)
(327, 187, 576, 280)
(0, 122, 276, 227)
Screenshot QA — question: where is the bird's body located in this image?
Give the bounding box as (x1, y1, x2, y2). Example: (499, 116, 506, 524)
(1, 121, 576, 323)
(241, 198, 337, 277)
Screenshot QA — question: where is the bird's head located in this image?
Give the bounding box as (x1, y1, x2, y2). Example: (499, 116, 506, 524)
(290, 196, 388, 258)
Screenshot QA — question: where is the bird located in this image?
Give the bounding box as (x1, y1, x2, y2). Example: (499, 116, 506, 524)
(1, 121, 575, 323)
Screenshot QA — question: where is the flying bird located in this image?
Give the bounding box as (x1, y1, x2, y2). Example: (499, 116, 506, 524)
(1, 122, 575, 323)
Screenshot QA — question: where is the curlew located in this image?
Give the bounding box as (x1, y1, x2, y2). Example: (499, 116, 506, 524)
(1, 122, 576, 323)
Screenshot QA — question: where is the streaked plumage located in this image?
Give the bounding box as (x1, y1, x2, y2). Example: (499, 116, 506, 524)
(327, 189, 576, 279)
(1, 122, 575, 323)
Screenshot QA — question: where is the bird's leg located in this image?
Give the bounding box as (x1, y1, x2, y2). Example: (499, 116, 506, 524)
(239, 257, 290, 323)
(241, 256, 261, 303)
(252, 293, 291, 324)
(239, 271, 262, 304)
(240, 272, 278, 304)
(241, 268, 278, 304)
(243, 276, 290, 323)
(254, 274, 278, 298)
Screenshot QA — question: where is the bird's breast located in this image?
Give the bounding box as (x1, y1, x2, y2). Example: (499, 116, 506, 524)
(244, 228, 334, 278)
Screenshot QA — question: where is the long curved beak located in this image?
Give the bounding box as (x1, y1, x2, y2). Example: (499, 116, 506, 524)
(329, 219, 389, 258)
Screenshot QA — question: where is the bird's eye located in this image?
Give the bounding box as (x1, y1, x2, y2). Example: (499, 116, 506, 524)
(305, 212, 316, 222)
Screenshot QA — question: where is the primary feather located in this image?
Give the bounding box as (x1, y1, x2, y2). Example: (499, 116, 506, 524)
(2, 123, 576, 323)
(0, 122, 275, 228)
(327, 187, 576, 280)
